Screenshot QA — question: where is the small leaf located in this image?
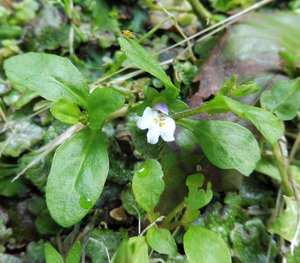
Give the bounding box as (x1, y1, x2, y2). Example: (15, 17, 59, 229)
(66, 241, 81, 263)
(185, 173, 213, 211)
(111, 237, 149, 263)
(50, 98, 82, 124)
(184, 226, 231, 263)
(46, 130, 109, 227)
(118, 37, 178, 95)
(261, 78, 300, 120)
(132, 159, 165, 213)
(4, 53, 90, 109)
(177, 119, 260, 176)
(269, 196, 299, 242)
(44, 243, 63, 263)
(88, 87, 125, 130)
(146, 226, 177, 256)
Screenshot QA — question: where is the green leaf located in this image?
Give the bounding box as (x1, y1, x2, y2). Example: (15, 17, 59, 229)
(132, 159, 165, 213)
(111, 237, 149, 263)
(201, 94, 283, 144)
(177, 119, 260, 176)
(118, 37, 178, 95)
(269, 196, 299, 242)
(44, 243, 63, 263)
(185, 173, 213, 211)
(183, 226, 231, 263)
(15, 90, 39, 109)
(146, 226, 177, 256)
(0, 176, 29, 197)
(88, 87, 125, 130)
(255, 157, 281, 182)
(50, 98, 82, 124)
(4, 53, 90, 109)
(46, 129, 109, 227)
(66, 241, 81, 263)
(261, 78, 300, 121)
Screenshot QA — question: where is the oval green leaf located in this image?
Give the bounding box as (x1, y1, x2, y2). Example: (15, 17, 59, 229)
(132, 159, 165, 212)
(118, 37, 178, 96)
(261, 78, 300, 121)
(66, 241, 81, 263)
(269, 196, 298, 242)
(46, 129, 109, 227)
(201, 94, 283, 144)
(88, 87, 125, 130)
(177, 119, 260, 176)
(44, 243, 64, 263)
(50, 98, 82, 124)
(111, 236, 149, 263)
(184, 226, 231, 263)
(146, 226, 177, 256)
(4, 52, 90, 109)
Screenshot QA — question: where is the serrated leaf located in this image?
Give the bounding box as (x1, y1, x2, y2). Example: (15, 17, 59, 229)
(118, 37, 178, 95)
(50, 98, 82, 124)
(66, 241, 81, 263)
(185, 173, 212, 211)
(111, 237, 149, 263)
(4, 53, 90, 109)
(201, 94, 283, 144)
(177, 119, 260, 176)
(88, 87, 125, 130)
(261, 78, 300, 121)
(184, 226, 231, 263)
(146, 226, 177, 256)
(44, 243, 63, 263)
(269, 196, 299, 242)
(46, 130, 109, 227)
(132, 159, 165, 213)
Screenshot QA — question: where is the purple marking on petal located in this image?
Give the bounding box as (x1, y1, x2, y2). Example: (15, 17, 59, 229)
(153, 101, 169, 115)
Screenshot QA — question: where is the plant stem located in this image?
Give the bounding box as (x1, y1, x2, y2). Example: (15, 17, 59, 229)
(161, 202, 186, 228)
(187, 0, 211, 27)
(271, 142, 293, 196)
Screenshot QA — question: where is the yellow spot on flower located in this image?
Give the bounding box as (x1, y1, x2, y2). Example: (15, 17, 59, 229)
(160, 122, 165, 127)
(154, 118, 158, 123)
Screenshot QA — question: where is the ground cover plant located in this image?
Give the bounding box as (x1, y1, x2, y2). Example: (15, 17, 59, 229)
(0, 0, 300, 262)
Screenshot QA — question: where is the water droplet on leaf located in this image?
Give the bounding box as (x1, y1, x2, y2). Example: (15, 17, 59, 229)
(137, 163, 149, 178)
(79, 196, 93, 209)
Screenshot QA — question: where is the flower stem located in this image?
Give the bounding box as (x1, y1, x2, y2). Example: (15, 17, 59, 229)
(171, 104, 208, 120)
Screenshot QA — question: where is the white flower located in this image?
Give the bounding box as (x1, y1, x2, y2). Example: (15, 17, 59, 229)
(137, 101, 176, 144)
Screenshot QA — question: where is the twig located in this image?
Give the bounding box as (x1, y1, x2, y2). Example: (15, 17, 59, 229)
(139, 216, 165, 236)
(12, 122, 85, 181)
(89, 238, 111, 263)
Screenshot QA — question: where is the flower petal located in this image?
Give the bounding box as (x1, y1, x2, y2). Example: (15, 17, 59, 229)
(146, 123, 161, 144)
(153, 101, 168, 115)
(137, 107, 156, 130)
(160, 116, 176, 142)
